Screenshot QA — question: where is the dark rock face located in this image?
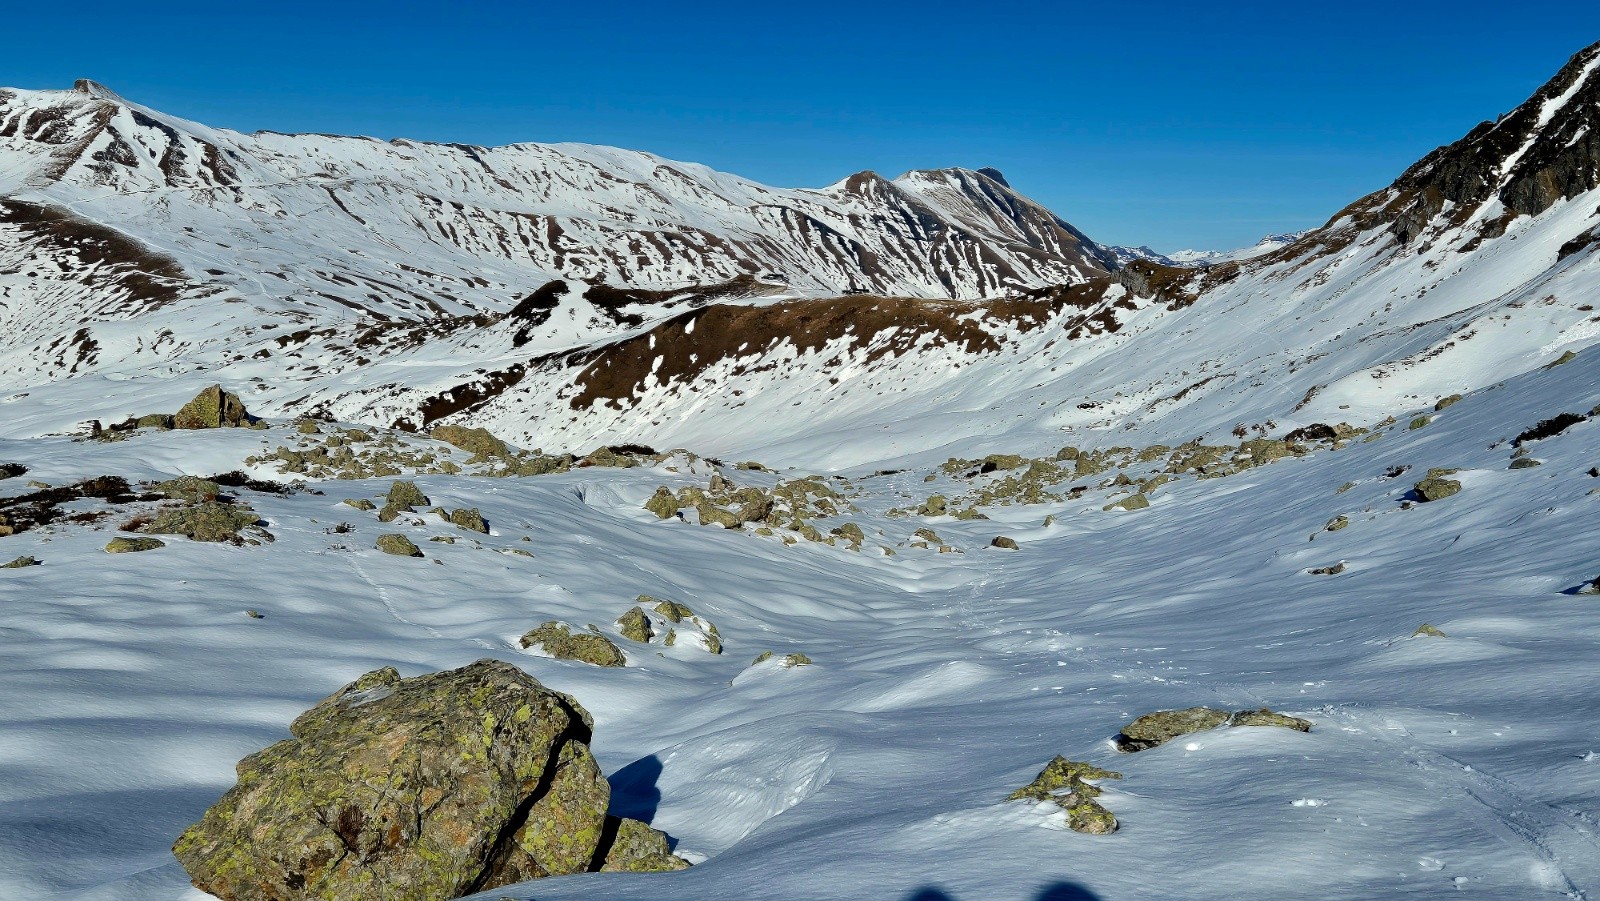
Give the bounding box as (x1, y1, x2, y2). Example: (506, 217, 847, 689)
(172, 659, 685, 901)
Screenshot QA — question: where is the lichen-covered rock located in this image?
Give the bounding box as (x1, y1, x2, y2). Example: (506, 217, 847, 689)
(1325, 515, 1349, 532)
(695, 502, 741, 529)
(1006, 756, 1121, 835)
(832, 523, 865, 545)
(644, 487, 679, 520)
(1414, 476, 1462, 502)
(136, 413, 174, 430)
(520, 622, 626, 667)
(106, 536, 165, 553)
(2, 555, 39, 568)
(991, 536, 1019, 549)
(1307, 562, 1346, 575)
(295, 418, 322, 435)
(1230, 708, 1313, 732)
(917, 495, 948, 516)
(430, 424, 510, 460)
(751, 651, 774, 665)
(1435, 394, 1463, 411)
(651, 598, 693, 623)
(375, 534, 423, 557)
(579, 447, 639, 468)
(1115, 707, 1231, 752)
(1103, 493, 1150, 512)
(617, 608, 653, 644)
(598, 816, 692, 872)
(450, 508, 489, 533)
(144, 503, 262, 543)
(1509, 457, 1543, 470)
(782, 653, 812, 668)
(152, 476, 223, 503)
(386, 480, 428, 509)
(1412, 623, 1447, 638)
(174, 385, 249, 429)
(171, 660, 681, 901)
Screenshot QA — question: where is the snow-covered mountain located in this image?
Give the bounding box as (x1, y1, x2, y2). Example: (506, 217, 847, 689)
(4, 38, 1600, 901)
(4, 45, 1600, 469)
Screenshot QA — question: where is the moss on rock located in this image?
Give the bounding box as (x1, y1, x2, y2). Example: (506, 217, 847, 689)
(1006, 756, 1122, 835)
(106, 536, 165, 553)
(520, 622, 626, 667)
(375, 534, 423, 557)
(1115, 707, 1231, 752)
(170, 659, 681, 900)
(173, 385, 249, 429)
(144, 503, 262, 543)
(617, 608, 653, 644)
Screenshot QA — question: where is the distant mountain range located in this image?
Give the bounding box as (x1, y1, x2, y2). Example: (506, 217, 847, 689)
(3, 40, 1600, 466)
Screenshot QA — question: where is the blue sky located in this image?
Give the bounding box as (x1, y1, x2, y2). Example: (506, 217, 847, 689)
(8, 2, 1600, 251)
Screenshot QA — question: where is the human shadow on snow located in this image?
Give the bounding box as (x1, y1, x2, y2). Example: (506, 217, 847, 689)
(905, 883, 1101, 901)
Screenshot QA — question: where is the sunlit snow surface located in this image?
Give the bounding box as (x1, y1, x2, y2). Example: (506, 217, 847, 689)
(1, 349, 1597, 900)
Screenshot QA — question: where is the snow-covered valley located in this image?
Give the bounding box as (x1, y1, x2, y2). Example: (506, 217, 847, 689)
(2, 33, 1600, 901)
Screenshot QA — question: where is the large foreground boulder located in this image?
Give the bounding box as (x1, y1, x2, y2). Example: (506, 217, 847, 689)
(173, 660, 685, 901)
(174, 385, 250, 429)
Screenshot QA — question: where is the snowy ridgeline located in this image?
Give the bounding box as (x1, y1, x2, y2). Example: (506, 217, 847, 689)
(0, 348, 1597, 900)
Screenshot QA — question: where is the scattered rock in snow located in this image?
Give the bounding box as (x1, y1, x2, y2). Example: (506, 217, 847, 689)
(0, 462, 27, 479)
(597, 816, 692, 873)
(386, 480, 428, 510)
(520, 622, 626, 667)
(991, 536, 1019, 549)
(1116, 706, 1311, 751)
(1230, 708, 1313, 732)
(650, 598, 694, 623)
(171, 659, 686, 901)
(430, 424, 510, 460)
(1006, 756, 1121, 834)
(375, 534, 423, 557)
(342, 498, 375, 511)
(2, 555, 39, 568)
(105, 536, 164, 553)
(1103, 493, 1150, 512)
(1414, 476, 1462, 502)
(782, 652, 812, 667)
(173, 384, 250, 429)
(1412, 623, 1447, 638)
(644, 487, 679, 519)
(144, 503, 263, 543)
(1116, 707, 1231, 751)
(1576, 576, 1600, 595)
(151, 476, 224, 503)
(1435, 394, 1463, 411)
(616, 608, 653, 643)
(450, 508, 488, 533)
(1509, 457, 1543, 469)
(1408, 416, 1432, 430)
(917, 495, 948, 516)
(1308, 562, 1346, 575)
(1325, 515, 1349, 532)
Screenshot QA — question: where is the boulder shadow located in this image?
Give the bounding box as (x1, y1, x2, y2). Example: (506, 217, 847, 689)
(606, 754, 664, 825)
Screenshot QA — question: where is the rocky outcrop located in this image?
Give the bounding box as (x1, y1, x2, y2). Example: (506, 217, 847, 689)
(1115, 706, 1312, 751)
(520, 622, 626, 667)
(106, 536, 164, 553)
(172, 660, 687, 901)
(143, 502, 262, 543)
(173, 384, 249, 429)
(1414, 476, 1462, 502)
(1007, 756, 1121, 835)
(375, 534, 422, 557)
